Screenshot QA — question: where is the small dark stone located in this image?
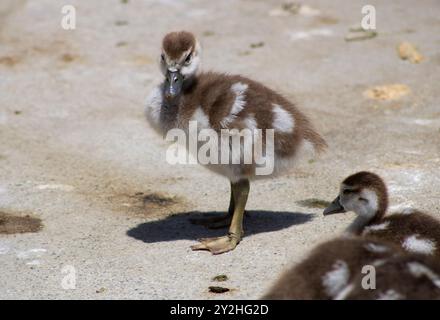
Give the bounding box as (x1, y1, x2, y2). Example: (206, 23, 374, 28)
(209, 286, 230, 294)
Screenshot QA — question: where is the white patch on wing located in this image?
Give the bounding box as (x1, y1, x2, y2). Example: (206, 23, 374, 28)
(334, 283, 355, 300)
(364, 243, 390, 253)
(243, 114, 257, 131)
(377, 289, 404, 300)
(191, 107, 210, 128)
(402, 235, 436, 255)
(230, 82, 248, 114)
(145, 85, 163, 126)
(407, 262, 440, 288)
(220, 82, 248, 128)
(363, 221, 390, 234)
(372, 259, 388, 267)
(272, 104, 294, 133)
(322, 260, 350, 298)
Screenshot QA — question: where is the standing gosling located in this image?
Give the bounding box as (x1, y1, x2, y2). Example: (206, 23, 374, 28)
(324, 171, 440, 257)
(145, 31, 326, 254)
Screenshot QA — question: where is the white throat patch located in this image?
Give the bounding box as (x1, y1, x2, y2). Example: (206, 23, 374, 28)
(402, 235, 436, 255)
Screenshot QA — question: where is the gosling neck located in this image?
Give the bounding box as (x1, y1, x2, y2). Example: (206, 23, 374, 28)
(344, 206, 382, 235)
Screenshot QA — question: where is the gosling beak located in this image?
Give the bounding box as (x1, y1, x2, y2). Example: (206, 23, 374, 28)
(164, 70, 183, 101)
(323, 196, 346, 216)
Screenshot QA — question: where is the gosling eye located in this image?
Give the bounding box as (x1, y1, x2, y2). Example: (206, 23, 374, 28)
(184, 53, 192, 65)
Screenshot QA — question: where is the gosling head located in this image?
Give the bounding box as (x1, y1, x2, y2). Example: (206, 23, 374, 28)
(160, 31, 201, 101)
(323, 172, 389, 232)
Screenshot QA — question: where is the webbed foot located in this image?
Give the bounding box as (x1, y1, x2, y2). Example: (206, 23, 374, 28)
(191, 233, 241, 255)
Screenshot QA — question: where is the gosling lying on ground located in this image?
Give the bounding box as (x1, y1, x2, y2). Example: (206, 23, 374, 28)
(264, 171, 440, 299)
(324, 171, 440, 257)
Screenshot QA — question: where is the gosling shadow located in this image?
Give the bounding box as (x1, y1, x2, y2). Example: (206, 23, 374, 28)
(126, 210, 314, 243)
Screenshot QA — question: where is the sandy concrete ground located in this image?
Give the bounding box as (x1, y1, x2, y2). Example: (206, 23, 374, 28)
(0, 0, 439, 299)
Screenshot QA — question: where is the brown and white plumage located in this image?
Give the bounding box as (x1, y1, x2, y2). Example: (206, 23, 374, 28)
(324, 172, 440, 257)
(263, 237, 401, 299)
(263, 230, 440, 300)
(146, 32, 326, 181)
(264, 172, 440, 299)
(145, 31, 326, 254)
(343, 254, 440, 300)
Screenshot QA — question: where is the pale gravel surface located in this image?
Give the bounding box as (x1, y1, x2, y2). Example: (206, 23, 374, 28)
(0, 0, 439, 299)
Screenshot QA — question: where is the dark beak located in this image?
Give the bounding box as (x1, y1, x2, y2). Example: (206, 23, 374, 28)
(323, 196, 346, 216)
(164, 70, 183, 101)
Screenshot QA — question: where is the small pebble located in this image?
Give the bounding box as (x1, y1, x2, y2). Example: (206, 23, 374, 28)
(212, 274, 228, 282)
(209, 286, 230, 294)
